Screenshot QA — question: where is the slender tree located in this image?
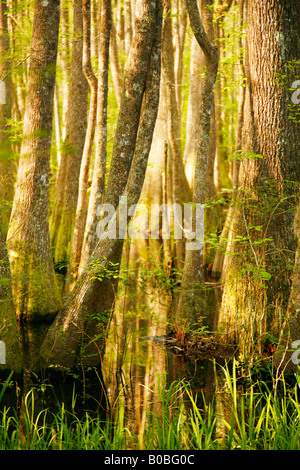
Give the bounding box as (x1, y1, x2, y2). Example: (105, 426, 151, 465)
(50, 0, 88, 268)
(6, 0, 61, 322)
(79, 0, 111, 274)
(0, 0, 14, 234)
(176, 0, 218, 330)
(68, 0, 100, 288)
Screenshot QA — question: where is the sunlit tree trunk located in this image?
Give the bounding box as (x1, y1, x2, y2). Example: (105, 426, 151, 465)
(7, 0, 61, 322)
(68, 0, 99, 288)
(124, 0, 132, 56)
(211, 0, 246, 279)
(79, 0, 111, 274)
(173, 0, 186, 117)
(50, 0, 88, 268)
(184, 31, 202, 187)
(110, 19, 123, 107)
(58, 0, 71, 139)
(162, 0, 192, 272)
(38, 0, 163, 369)
(218, 0, 300, 357)
(176, 0, 218, 330)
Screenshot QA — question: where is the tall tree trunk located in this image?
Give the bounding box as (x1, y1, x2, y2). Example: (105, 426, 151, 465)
(162, 0, 192, 272)
(176, 0, 218, 330)
(79, 0, 111, 274)
(211, 0, 246, 279)
(0, 226, 22, 372)
(50, 0, 88, 268)
(0, 0, 14, 235)
(6, 0, 61, 322)
(110, 20, 123, 107)
(68, 0, 99, 288)
(217, 0, 300, 357)
(274, 202, 300, 372)
(38, 0, 163, 369)
(184, 30, 202, 187)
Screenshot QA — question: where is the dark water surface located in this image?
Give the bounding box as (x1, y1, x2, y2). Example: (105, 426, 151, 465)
(0, 282, 227, 438)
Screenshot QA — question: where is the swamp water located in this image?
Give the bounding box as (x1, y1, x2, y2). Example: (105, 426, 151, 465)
(0, 279, 234, 445)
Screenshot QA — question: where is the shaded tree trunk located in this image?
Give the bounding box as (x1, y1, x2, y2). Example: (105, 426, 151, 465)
(0, 226, 22, 372)
(274, 203, 300, 372)
(6, 0, 61, 322)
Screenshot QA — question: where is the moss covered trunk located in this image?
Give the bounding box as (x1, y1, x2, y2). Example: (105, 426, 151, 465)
(217, 0, 300, 357)
(6, 0, 61, 322)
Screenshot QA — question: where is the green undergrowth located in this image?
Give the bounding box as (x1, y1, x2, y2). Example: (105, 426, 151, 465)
(1, 361, 300, 450)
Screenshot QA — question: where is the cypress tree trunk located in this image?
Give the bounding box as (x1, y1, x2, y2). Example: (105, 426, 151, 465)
(7, 0, 61, 322)
(176, 0, 218, 330)
(0, 0, 14, 235)
(68, 0, 100, 288)
(217, 0, 300, 357)
(38, 0, 163, 369)
(79, 0, 111, 273)
(50, 0, 88, 268)
(275, 202, 300, 372)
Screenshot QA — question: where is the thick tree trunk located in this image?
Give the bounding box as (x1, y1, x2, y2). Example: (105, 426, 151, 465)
(38, 0, 163, 369)
(274, 203, 300, 372)
(217, 0, 300, 357)
(0, 226, 22, 372)
(6, 0, 61, 322)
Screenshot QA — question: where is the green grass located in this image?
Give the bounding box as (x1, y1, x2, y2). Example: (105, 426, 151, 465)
(1, 362, 300, 450)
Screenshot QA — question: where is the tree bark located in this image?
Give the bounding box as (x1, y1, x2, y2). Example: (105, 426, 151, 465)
(79, 0, 111, 274)
(67, 0, 99, 288)
(6, 0, 61, 322)
(38, 0, 163, 369)
(0, 0, 14, 235)
(162, 0, 192, 272)
(50, 0, 88, 268)
(217, 0, 300, 357)
(274, 203, 300, 372)
(176, 0, 218, 330)
(211, 0, 246, 279)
